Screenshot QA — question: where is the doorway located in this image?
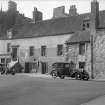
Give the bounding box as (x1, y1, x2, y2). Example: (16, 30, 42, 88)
(25, 62, 30, 73)
(41, 62, 48, 74)
(12, 47, 18, 61)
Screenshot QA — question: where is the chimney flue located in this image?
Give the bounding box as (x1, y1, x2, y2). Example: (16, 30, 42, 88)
(34, 7, 37, 11)
(90, 0, 99, 29)
(53, 6, 68, 18)
(69, 5, 78, 16)
(32, 7, 43, 23)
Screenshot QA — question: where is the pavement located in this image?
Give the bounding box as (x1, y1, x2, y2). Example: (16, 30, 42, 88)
(81, 95, 105, 105)
(16, 73, 105, 105)
(17, 73, 52, 78)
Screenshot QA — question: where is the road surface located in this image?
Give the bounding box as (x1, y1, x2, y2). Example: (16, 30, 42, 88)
(0, 74, 105, 105)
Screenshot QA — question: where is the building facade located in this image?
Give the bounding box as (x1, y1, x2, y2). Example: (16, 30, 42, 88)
(0, 0, 105, 76)
(65, 31, 91, 75)
(66, 0, 105, 77)
(1, 34, 71, 73)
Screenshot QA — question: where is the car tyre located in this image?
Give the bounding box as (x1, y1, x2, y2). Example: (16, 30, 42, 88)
(75, 73, 82, 80)
(1, 70, 5, 75)
(51, 71, 57, 79)
(60, 75, 65, 79)
(83, 75, 89, 81)
(12, 68, 15, 75)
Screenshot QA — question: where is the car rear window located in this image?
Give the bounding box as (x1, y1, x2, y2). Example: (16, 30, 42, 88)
(53, 63, 64, 68)
(65, 64, 69, 68)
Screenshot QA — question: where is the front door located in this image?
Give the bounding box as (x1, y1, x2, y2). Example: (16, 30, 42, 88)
(12, 47, 18, 60)
(25, 62, 30, 73)
(41, 62, 48, 74)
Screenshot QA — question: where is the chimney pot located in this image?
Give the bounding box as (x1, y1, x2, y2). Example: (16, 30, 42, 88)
(33, 7, 43, 23)
(34, 7, 37, 11)
(69, 5, 78, 16)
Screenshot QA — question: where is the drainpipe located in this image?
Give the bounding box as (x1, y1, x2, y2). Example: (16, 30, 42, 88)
(90, 34, 94, 79)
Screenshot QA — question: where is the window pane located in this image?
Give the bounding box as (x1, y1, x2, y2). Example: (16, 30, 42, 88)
(79, 43, 85, 55)
(1, 58, 5, 63)
(12, 47, 17, 59)
(7, 43, 11, 52)
(57, 44, 63, 56)
(41, 46, 46, 56)
(30, 46, 34, 56)
(65, 64, 69, 68)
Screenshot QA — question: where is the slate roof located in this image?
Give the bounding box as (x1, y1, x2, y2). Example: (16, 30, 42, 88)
(66, 30, 90, 44)
(11, 15, 83, 39)
(1, 10, 105, 40)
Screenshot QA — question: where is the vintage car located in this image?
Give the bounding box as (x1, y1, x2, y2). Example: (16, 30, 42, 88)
(50, 62, 89, 80)
(0, 58, 23, 75)
(0, 63, 6, 74)
(0, 62, 16, 75)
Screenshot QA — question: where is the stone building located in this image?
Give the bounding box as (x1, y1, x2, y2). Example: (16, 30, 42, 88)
(0, 0, 105, 76)
(66, 0, 105, 77)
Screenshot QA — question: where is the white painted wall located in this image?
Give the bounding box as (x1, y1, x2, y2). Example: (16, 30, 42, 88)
(0, 34, 72, 59)
(0, 40, 11, 54)
(10, 34, 71, 48)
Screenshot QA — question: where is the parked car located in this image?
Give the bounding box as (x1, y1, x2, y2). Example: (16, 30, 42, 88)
(0, 63, 6, 75)
(0, 57, 23, 75)
(50, 62, 89, 80)
(5, 67, 16, 75)
(0, 62, 16, 75)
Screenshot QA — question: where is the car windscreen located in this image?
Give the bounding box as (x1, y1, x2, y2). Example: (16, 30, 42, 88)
(64, 64, 70, 68)
(52, 63, 64, 68)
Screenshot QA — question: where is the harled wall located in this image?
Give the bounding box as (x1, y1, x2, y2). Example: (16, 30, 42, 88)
(0, 34, 72, 73)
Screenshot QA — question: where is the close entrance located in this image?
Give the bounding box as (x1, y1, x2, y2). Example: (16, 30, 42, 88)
(41, 62, 48, 74)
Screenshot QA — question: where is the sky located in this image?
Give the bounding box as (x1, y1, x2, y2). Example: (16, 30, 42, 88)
(0, 0, 105, 20)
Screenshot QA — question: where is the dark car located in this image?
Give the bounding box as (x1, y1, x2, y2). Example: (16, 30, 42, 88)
(50, 62, 89, 80)
(0, 63, 15, 75)
(0, 63, 6, 74)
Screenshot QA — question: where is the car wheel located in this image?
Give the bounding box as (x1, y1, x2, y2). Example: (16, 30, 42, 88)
(12, 72, 15, 75)
(51, 71, 57, 79)
(75, 73, 82, 80)
(1, 70, 5, 75)
(83, 75, 89, 81)
(60, 75, 65, 79)
(11, 68, 16, 75)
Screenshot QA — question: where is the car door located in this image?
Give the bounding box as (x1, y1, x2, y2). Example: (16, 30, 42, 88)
(64, 63, 70, 76)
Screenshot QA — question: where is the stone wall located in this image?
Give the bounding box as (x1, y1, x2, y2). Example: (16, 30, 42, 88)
(66, 42, 91, 75)
(94, 30, 105, 75)
(85, 43, 91, 75)
(66, 44, 78, 64)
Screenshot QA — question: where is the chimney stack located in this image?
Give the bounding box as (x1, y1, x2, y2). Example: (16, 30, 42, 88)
(69, 5, 78, 16)
(90, 0, 99, 29)
(33, 7, 43, 23)
(53, 6, 68, 18)
(90, 0, 99, 79)
(8, 0, 17, 12)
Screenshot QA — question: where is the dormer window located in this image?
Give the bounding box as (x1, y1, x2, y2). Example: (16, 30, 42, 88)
(82, 18, 90, 31)
(82, 22, 90, 31)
